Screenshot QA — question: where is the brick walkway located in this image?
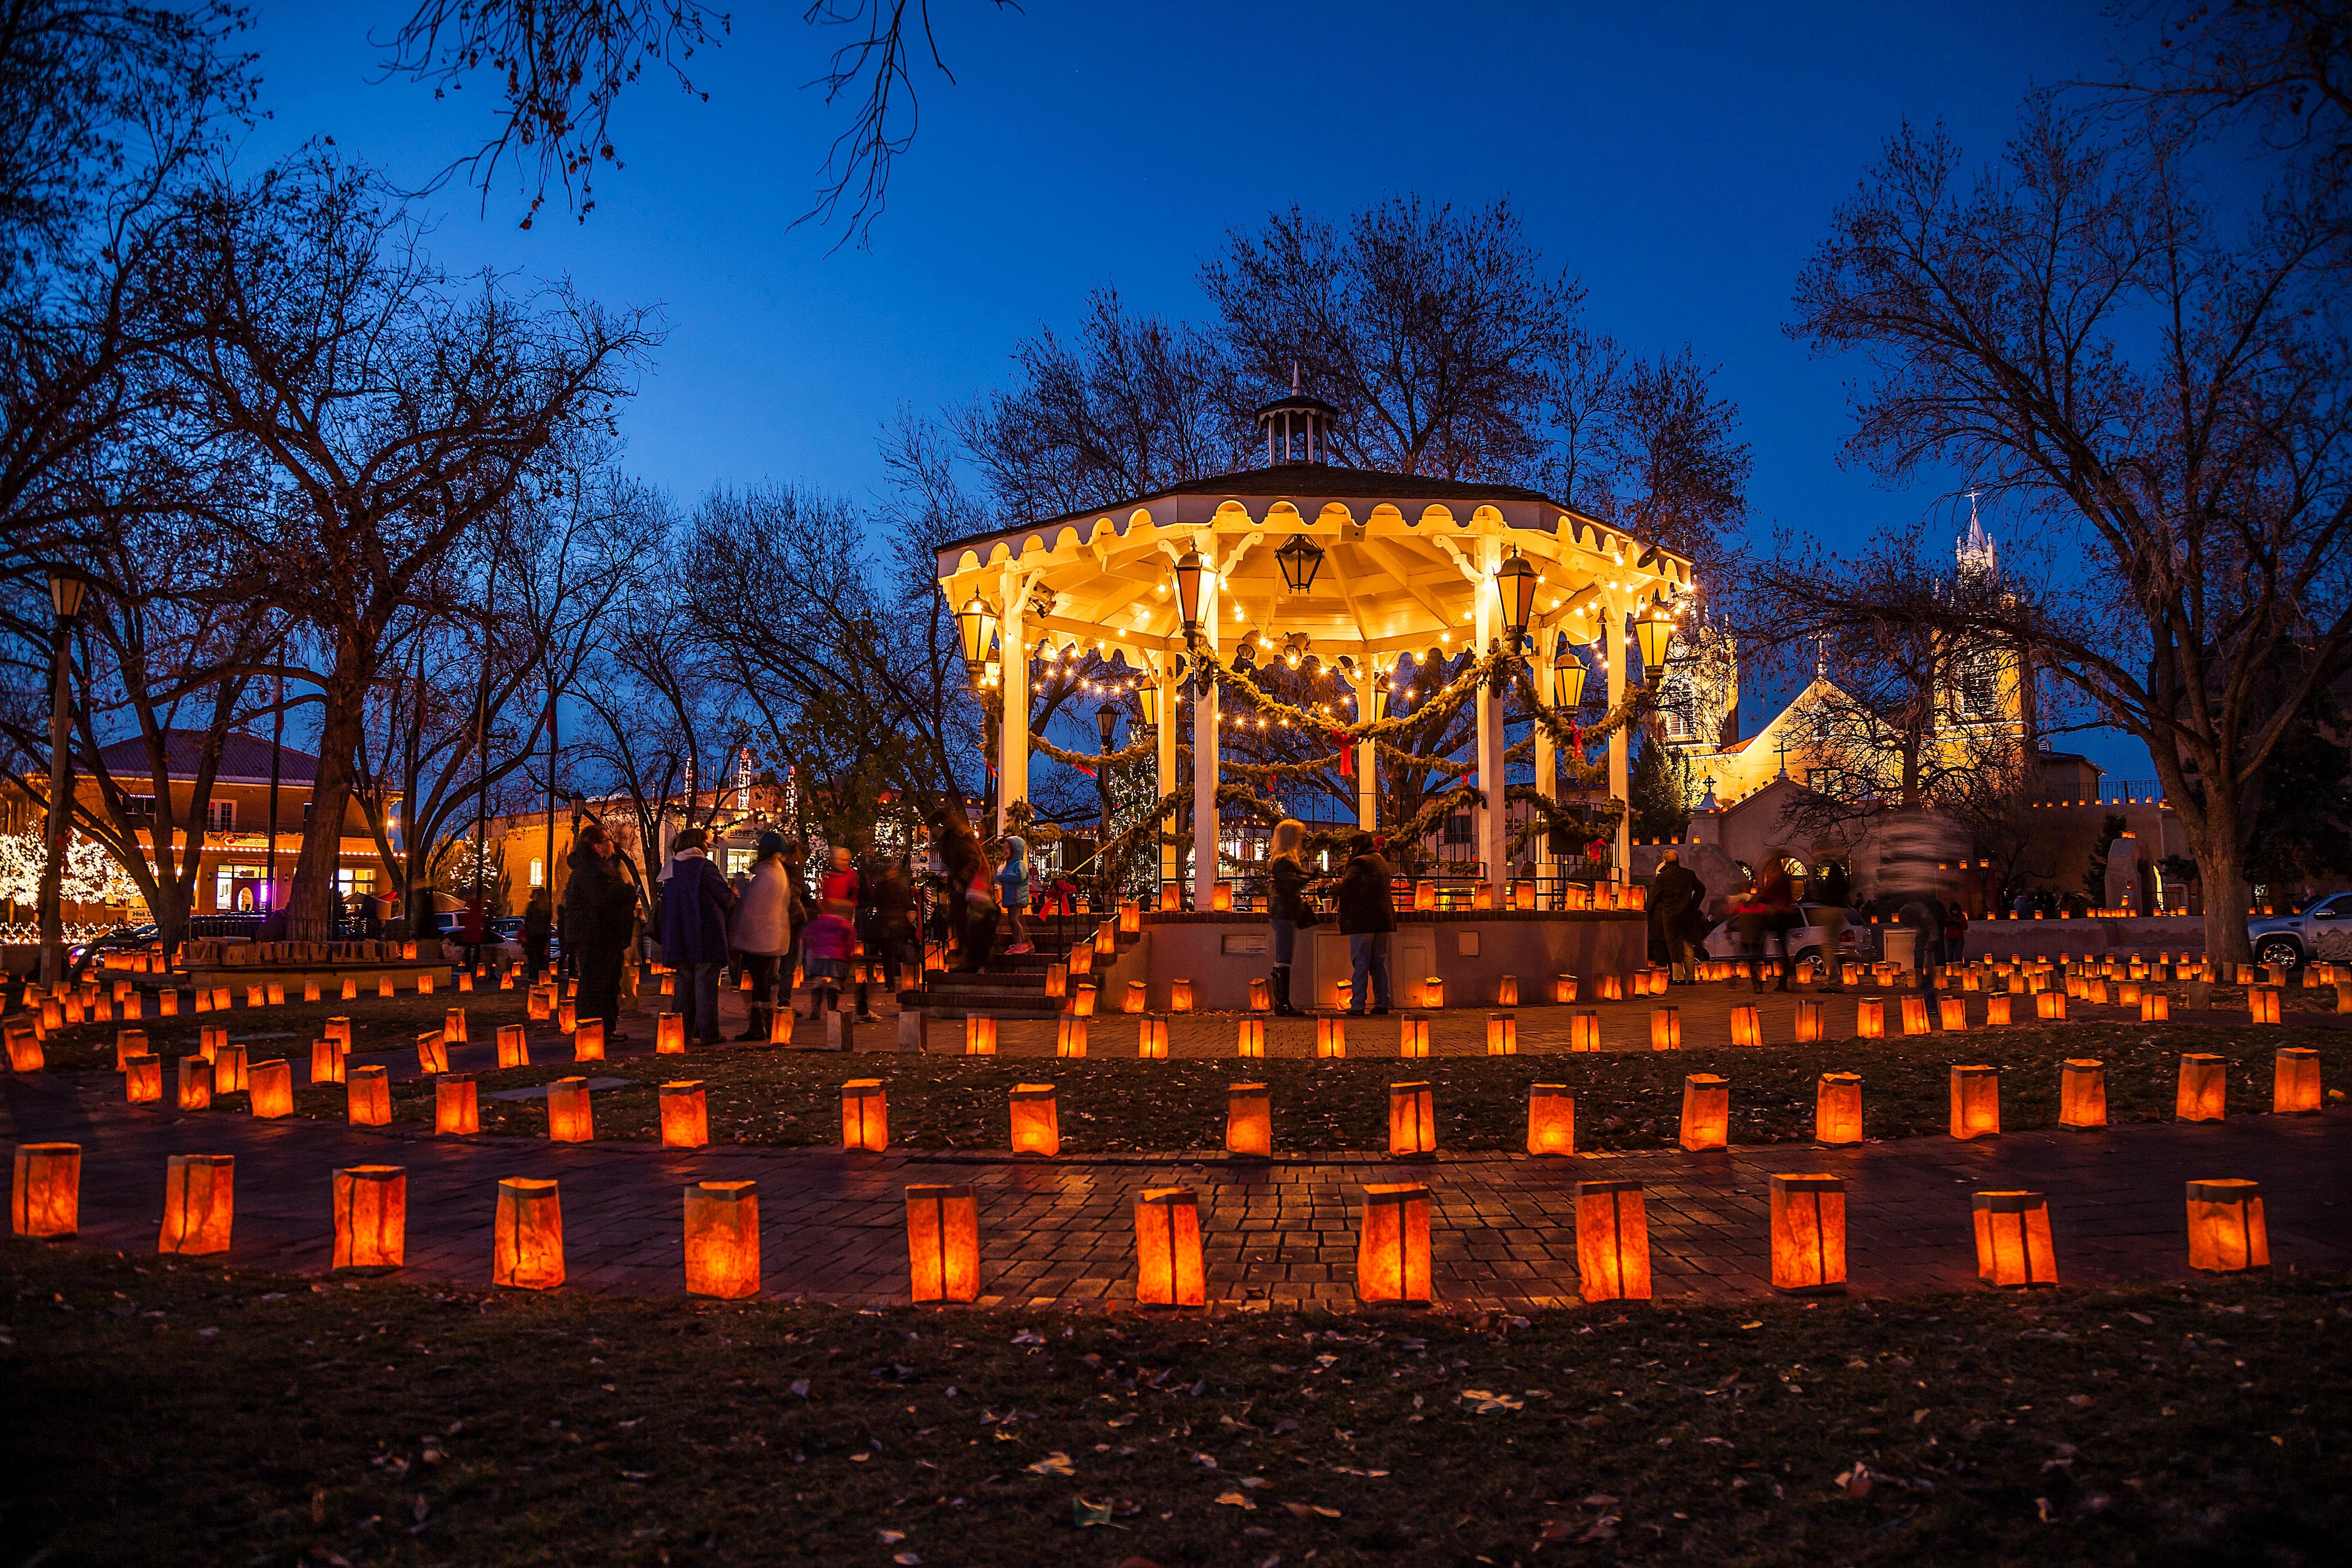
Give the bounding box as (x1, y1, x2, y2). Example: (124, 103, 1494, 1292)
(8, 1057, 2346, 1309)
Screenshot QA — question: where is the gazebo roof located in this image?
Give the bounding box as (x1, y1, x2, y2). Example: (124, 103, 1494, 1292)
(936, 462, 1693, 668)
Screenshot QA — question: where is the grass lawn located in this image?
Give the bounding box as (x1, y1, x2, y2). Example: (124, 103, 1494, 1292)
(28, 984, 541, 1074)
(3, 1241, 2346, 1566)
(229, 1021, 2352, 1154)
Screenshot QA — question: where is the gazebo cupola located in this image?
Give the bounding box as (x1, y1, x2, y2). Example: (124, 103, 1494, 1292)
(1253, 366, 1340, 466)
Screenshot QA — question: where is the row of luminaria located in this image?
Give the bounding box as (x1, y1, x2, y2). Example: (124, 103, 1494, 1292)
(6, 1145, 2277, 1302)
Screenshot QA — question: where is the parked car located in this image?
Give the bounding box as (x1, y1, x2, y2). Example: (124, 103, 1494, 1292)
(2247, 892, 2352, 973)
(1701, 903, 1879, 965)
(66, 923, 159, 980)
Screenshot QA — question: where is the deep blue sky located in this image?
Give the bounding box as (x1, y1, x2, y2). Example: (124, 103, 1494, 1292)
(232, 1, 2154, 779)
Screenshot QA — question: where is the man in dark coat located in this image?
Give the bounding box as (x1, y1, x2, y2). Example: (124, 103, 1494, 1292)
(1335, 833, 1396, 1016)
(561, 823, 640, 1040)
(1649, 848, 1706, 985)
(659, 827, 738, 1047)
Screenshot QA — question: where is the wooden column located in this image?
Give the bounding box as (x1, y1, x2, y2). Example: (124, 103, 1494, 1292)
(996, 573, 1029, 837)
(1353, 665, 1377, 831)
(1475, 541, 1507, 902)
(1190, 543, 1220, 911)
(1155, 660, 1179, 896)
(1607, 591, 1630, 877)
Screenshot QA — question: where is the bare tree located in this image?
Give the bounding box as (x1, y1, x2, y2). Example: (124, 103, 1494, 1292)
(1203, 197, 1585, 480)
(164, 158, 657, 940)
(1789, 97, 2349, 965)
(375, 0, 1018, 240)
(2088, 0, 2352, 178)
(955, 289, 1241, 521)
(1540, 347, 1752, 568)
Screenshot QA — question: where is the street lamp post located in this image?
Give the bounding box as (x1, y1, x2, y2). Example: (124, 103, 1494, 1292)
(1094, 703, 1119, 888)
(39, 570, 88, 987)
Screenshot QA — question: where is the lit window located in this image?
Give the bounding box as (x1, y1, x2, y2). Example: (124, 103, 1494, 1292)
(529, 857, 544, 888)
(207, 800, 236, 832)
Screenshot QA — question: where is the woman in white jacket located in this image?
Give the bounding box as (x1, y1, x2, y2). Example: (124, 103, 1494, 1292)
(729, 832, 795, 1040)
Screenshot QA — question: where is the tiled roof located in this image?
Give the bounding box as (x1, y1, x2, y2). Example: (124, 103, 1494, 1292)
(95, 730, 318, 786)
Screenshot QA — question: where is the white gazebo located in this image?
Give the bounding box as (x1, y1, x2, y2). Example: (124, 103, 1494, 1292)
(936, 420, 1693, 905)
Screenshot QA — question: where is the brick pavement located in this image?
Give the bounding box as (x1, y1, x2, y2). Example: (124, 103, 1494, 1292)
(7, 1062, 2346, 1311)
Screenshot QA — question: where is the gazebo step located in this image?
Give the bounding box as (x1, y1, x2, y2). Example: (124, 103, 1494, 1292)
(913, 989, 1063, 1016)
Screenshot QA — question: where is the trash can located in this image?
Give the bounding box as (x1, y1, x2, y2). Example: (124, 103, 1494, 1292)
(1883, 926, 1919, 974)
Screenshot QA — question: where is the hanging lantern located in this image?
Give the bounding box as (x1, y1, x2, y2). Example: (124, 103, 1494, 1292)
(955, 594, 999, 671)
(1044, 964, 1068, 1001)
(1650, 1006, 1681, 1051)
(1815, 1072, 1863, 1144)
(1357, 1183, 1433, 1304)
(1769, 1173, 1847, 1293)
(1171, 551, 1207, 639)
(11, 1143, 80, 1238)
(1570, 1011, 1603, 1051)
(1057, 1016, 1089, 1057)
(347, 1065, 391, 1126)
(1398, 1014, 1430, 1057)
(2058, 1058, 2107, 1127)
(1317, 1016, 1348, 1057)
(2275, 1047, 2321, 1115)
(2036, 990, 2067, 1021)
(124, 1053, 161, 1103)
(493, 1178, 565, 1289)
(1576, 1180, 1651, 1302)
(965, 1016, 998, 1055)
(1855, 998, 1886, 1038)
(2176, 1053, 2227, 1122)
(1246, 976, 1268, 1011)
(656, 1081, 709, 1149)
(1680, 1074, 1730, 1151)
(175, 1055, 213, 1112)
(1553, 974, 1578, 1004)
(1985, 994, 2014, 1026)
(435, 1074, 479, 1135)
(683, 1181, 761, 1300)
(248, 1058, 294, 1119)
(656, 1013, 686, 1055)
(1226, 1083, 1271, 1158)
(1009, 1083, 1060, 1157)
(2141, 990, 2170, 1022)
(1135, 1187, 1207, 1308)
(1729, 1004, 1763, 1047)
(1485, 1013, 1517, 1055)
(497, 1024, 530, 1069)
(1633, 609, 1674, 672)
(1236, 1017, 1266, 1057)
(416, 1030, 449, 1075)
(1388, 1081, 1436, 1157)
(1901, 996, 1932, 1035)
(1551, 647, 1588, 710)
(1137, 1015, 1169, 1059)
(1949, 1065, 2001, 1140)
(331, 1165, 405, 1271)
(574, 1020, 606, 1061)
(2247, 985, 2282, 1024)
(2185, 1178, 2269, 1272)
(546, 1077, 594, 1143)
(1972, 1190, 2058, 1287)
(157, 1154, 235, 1256)
(906, 1183, 980, 1302)
(1527, 1084, 1576, 1156)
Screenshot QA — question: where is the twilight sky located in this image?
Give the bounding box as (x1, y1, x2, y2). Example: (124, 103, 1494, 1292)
(231, 1, 2155, 778)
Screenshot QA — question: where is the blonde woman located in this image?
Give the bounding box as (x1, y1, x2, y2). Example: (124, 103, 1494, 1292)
(1265, 818, 1311, 1016)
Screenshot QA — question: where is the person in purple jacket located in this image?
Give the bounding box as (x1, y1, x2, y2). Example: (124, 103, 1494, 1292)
(658, 828, 738, 1047)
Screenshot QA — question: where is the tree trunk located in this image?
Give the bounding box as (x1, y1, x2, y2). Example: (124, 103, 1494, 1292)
(2195, 830, 2254, 967)
(286, 665, 368, 942)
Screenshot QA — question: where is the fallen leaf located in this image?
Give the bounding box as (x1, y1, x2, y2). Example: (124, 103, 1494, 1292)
(1537, 1519, 1571, 1543)
(2066, 1394, 2095, 1407)
(1215, 1491, 1258, 1511)
(1577, 1515, 1619, 1542)
(788, 1379, 810, 1398)
(1073, 1497, 1113, 1528)
(1027, 1452, 1075, 1477)
(878, 1529, 906, 1544)
(1835, 1464, 1873, 1498)
(1458, 1389, 1524, 1414)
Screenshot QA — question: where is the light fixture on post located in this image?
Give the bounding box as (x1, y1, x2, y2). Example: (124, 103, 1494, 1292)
(1634, 606, 1675, 673)
(1275, 533, 1325, 596)
(1172, 552, 1207, 645)
(1095, 702, 1119, 748)
(1494, 548, 1538, 653)
(38, 568, 88, 988)
(955, 596, 997, 687)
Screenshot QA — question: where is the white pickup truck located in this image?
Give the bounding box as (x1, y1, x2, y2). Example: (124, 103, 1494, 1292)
(2248, 892, 2352, 973)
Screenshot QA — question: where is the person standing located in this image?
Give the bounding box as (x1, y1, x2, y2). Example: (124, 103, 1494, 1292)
(1650, 848, 1705, 985)
(868, 859, 916, 998)
(802, 844, 861, 1016)
(729, 832, 793, 1040)
(561, 823, 638, 1041)
(778, 839, 810, 1011)
(658, 827, 737, 1047)
(1756, 863, 1799, 992)
(1335, 832, 1394, 1016)
(997, 835, 1035, 956)
(964, 841, 1003, 973)
(931, 809, 982, 970)
(1265, 818, 1311, 1016)
(521, 885, 553, 985)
